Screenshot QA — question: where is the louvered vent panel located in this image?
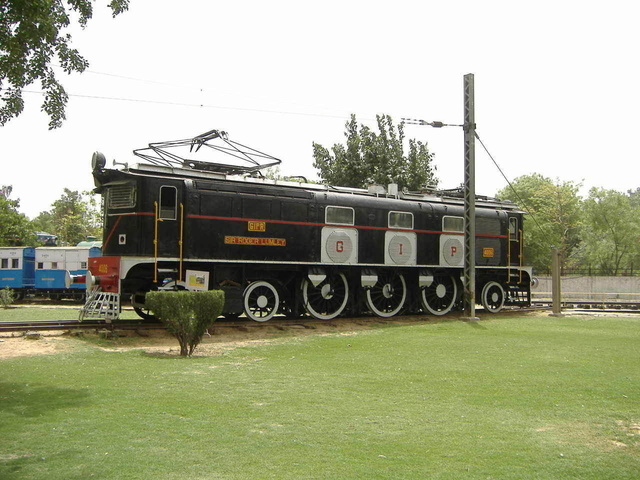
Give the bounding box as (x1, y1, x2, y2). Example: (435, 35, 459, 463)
(109, 184, 136, 208)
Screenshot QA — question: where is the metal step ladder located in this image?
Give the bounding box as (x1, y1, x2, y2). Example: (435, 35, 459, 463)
(79, 288, 121, 322)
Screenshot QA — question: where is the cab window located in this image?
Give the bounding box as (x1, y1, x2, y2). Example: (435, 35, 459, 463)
(159, 186, 177, 220)
(509, 218, 519, 241)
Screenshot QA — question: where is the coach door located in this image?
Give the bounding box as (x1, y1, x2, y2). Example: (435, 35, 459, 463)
(155, 184, 184, 260)
(508, 216, 522, 267)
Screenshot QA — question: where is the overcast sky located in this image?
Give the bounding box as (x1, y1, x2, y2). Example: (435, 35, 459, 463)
(2, 0, 638, 218)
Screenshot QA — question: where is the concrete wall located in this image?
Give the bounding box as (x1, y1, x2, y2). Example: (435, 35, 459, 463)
(532, 276, 640, 302)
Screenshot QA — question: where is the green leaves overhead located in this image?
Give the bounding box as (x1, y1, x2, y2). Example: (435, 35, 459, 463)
(0, 0, 130, 129)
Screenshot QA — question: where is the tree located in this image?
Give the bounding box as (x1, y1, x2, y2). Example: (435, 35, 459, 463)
(44, 188, 102, 245)
(0, 185, 32, 245)
(0, 0, 130, 129)
(497, 174, 583, 273)
(30, 210, 55, 237)
(312, 114, 438, 191)
(145, 290, 225, 357)
(578, 188, 640, 275)
(628, 187, 640, 208)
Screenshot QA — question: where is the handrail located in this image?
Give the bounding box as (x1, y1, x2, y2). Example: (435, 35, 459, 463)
(519, 229, 524, 283)
(154, 201, 159, 284)
(507, 229, 512, 284)
(179, 203, 184, 282)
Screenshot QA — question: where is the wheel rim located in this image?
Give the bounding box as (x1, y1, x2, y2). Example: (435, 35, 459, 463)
(132, 291, 156, 321)
(420, 275, 457, 315)
(365, 272, 406, 318)
(243, 281, 279, 322)
(481, 281, 505, 313)
(303, 272, 349, 320)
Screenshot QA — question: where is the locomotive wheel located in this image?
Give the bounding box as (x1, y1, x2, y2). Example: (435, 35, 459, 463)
(420, 274, 457, 316)
(365, 271, 407, 318)
(132, 290, 156, 321)
(133, 306, 156, 321)
(243, 280, 280, 322)
(481, 281, 505, 313)
(302, 272, 349, 320)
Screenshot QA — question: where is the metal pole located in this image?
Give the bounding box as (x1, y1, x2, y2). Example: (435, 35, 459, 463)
(462, 73, 478, 320)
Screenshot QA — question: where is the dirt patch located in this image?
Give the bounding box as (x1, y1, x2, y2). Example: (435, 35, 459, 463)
(98, 318, 391, 357)
(0, 316, 397, 359)
(0, 334, 76, 359)
(536, 421, 640, 453)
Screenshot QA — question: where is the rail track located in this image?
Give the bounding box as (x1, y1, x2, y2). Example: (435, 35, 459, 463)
(1, 303, 637, 334)
(0, 319, 162, 333)
(531, 300, 640, 313)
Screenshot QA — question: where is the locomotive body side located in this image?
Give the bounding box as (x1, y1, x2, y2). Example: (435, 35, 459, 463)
(85, 162, 531, 321)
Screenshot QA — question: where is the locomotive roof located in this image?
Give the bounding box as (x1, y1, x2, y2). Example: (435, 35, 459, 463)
(92, 128, 523, 213)
(96, 161, 523, 212)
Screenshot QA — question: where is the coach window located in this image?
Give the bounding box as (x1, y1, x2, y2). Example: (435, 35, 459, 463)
(11, 258, 19, 269)
(326, 206, 354, 225)
(389, 211, 413, 229)
(159, 186, 177, 220)
(443, 216, 464, 233)
(509, 217, 519, 241)
(1, 259, 7, 269)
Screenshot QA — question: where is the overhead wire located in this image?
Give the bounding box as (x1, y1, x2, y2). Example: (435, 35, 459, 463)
(57, 65, 364, 121)
(17, 88, 359, 121)
(475, 131, 548, 236)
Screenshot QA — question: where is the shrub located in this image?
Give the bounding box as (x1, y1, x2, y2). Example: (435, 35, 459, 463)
(145, 290, 225, 357)
(0, 287, 15, 309)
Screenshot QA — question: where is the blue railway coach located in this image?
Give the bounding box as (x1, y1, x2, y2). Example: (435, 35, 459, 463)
(35, 246, 102, 299)
(0, 247, 36, 299)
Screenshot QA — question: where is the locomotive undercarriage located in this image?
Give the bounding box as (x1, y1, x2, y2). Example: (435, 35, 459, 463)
(123, 260, 531, 322)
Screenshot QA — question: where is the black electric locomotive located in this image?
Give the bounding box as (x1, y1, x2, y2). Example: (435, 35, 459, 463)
(81, 129, 531, 321)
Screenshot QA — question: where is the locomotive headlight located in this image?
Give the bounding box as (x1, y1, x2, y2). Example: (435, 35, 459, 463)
(85, 271, 95, 290)
(64, 271, 73, 289)
(91, 151, 106, 172)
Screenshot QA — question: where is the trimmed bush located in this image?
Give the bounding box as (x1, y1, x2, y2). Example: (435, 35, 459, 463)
(145, 289, 225, 356)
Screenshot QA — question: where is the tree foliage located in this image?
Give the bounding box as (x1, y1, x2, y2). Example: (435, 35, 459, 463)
(313, 114, 438, 191)
(578, 188, 640, 275)
(43, 188, 102, 245)
(497, 174, 583, 272)
(0, 185, 32, 245)
(145, 290, 225, 357)
(0, 0, 130, 129)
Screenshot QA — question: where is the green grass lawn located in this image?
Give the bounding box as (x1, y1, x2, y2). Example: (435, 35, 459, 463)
(1, 314, 639, 479)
